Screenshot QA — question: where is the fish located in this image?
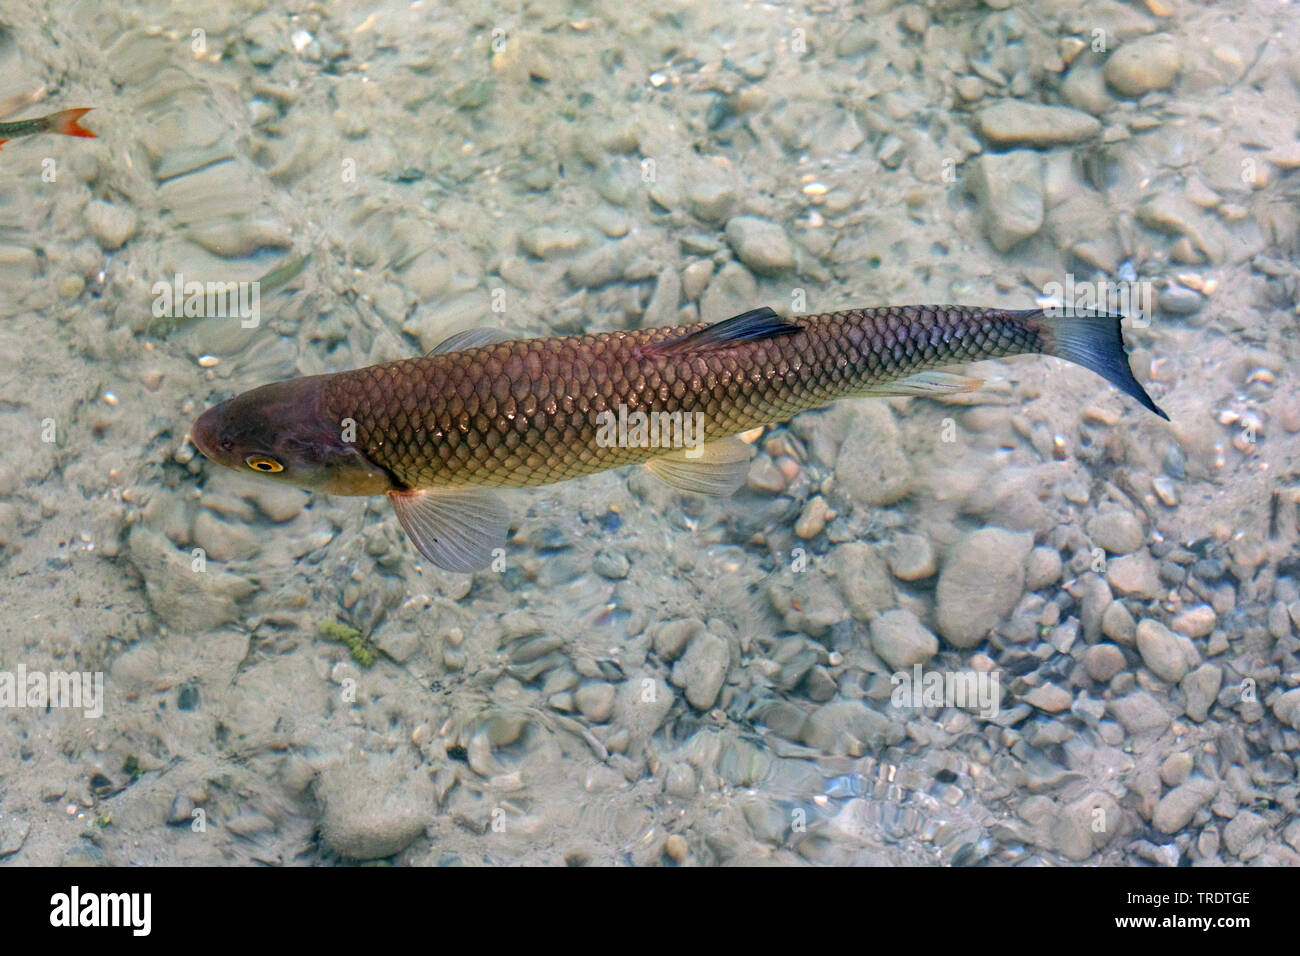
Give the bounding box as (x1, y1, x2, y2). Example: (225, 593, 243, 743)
(0, 107, 95, 150)
(191, 304, 1167, 572)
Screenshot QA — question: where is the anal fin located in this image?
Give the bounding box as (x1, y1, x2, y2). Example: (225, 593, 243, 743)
(645, 437, 752, 496)
(389, 487, 508, 573)
(427, 327, 514, 355)
(854, 370, 983, 399)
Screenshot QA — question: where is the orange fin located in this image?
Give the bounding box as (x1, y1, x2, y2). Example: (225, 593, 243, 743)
(49, 108, 95, 138)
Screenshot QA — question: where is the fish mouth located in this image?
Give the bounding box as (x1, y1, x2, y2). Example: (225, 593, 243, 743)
(190, 406, 222, 461)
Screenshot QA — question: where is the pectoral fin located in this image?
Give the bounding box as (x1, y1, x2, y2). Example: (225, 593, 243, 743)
(645, 438, 752, 496)
(389, 487, 508, 572)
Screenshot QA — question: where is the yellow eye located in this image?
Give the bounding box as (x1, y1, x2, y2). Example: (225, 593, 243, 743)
(245, 455, 283, 473)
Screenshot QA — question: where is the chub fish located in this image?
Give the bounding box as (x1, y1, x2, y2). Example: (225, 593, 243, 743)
(191, 305, 1167, 572)
(0, 108, 94, 150)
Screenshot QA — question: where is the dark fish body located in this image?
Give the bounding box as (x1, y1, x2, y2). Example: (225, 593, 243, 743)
(193, 304, 1165, 571)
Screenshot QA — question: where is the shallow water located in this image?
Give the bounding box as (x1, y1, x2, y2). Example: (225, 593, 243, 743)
(0, 0, 1297, 866)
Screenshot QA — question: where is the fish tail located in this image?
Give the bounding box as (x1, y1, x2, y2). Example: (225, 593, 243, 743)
(48, 108, 95, 138)
(1027, 308, 1168, 420)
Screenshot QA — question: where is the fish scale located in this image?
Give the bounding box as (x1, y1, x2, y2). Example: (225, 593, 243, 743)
(319, 305, 1045, 491)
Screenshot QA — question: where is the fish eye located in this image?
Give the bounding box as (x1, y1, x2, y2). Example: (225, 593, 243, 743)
(245, 455, 284, 473)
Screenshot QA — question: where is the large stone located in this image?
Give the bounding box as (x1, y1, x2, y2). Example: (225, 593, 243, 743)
(870, 609, 938, 670)
(671, 631, 730, 710)
(723, 216, 795, 276)
(1135, 619, 1188, 683)
(1152, 780, 1217, 834)
(976, 101, 1101, 147)
(1105, 35, 1181, 97)
(966, 150, 1043, 252)
(316, 755, 435, 860)
(936, 528, 1033, 647)
(834, 404, 913, 506)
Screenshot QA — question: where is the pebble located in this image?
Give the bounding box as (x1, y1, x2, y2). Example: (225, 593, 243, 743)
(1152, 779, 1217, 834)
(1106, 552, 1162, 599)
(1136, 619, 1189, 683)
(316, 756, 435, 860)
(111, 644, 161, 695)
(685, 175, 738, 224)
(128, 526, 254, 631)
(519, 225, 587, 259)
(681, 259, 713, 301)
(802, 700, 893, 754)
(1085, 643, 1126, 682)
(1105, 35, 1182, 97)
(869, 609, 938, 670)
(1025, 547, 1062, 590)
(1087, 510, 1144, 555)
(1061, 65, 1112, 115)
(671, 630, 729, 710)
(1222, 811, 1267, 860)
(835, 404, 913, 506)
(574, 682, 616, 722)
(663, 834, 689, 863)
(1053, 792, 1119, 860)
(1268, 601, 1292, 640)
(975, 101, 1101, 147)
(1180, 663, 1221, 722)
(246, 485, 307, 523)
(664, 763, 695, 797)
(84, 199, 138, 250)
(1151, 475, 1179, 506)
(1101, 601, 1137, 644)
(1109, 690, 1171, 738)
(746, 453, 787, 493)
(653, 618, 704, 661)
(1272, 688, 1300, 731)
(723, 216, 795, 276)
(886, 533, 936, 581)
(936, 527, 1033, 648)
(966, 150, 1043, 252)
(0, 815, 30, 859)
(1024, 682, 1072, 713)
(1159, 752, 1194, 787)
(831, 542, 896, 621)
(592, 551, 630, 580)
(1170, 604, 1216, 638)
(794, 495, 832, 539)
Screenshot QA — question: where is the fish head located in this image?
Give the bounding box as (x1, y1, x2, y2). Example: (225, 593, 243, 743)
(191, 377, 394, 496)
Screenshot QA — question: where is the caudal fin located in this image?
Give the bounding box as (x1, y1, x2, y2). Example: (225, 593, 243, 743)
(48, 108, 95, 138)
(1030, 309, 1168, 421)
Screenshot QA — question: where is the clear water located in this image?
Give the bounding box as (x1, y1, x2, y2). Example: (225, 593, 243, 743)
(0, 0, 1297, 867)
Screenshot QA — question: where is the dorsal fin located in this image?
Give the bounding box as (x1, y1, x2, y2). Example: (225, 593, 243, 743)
(651, 307, 802, 355)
